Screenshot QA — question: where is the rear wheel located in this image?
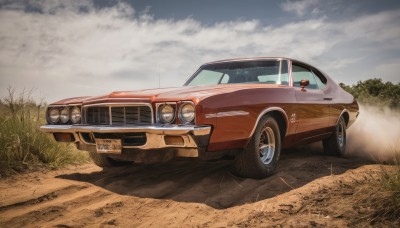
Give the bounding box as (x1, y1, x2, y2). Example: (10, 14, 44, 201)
(323, 116, 347, 156)
(88, 150, 131, 167)
(234, 115, 281, 179)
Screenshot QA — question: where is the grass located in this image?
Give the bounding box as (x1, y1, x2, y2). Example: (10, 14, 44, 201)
(371, 159, 400, 224)
(0, 88, 89, 177)
(355, 151, 400, 225)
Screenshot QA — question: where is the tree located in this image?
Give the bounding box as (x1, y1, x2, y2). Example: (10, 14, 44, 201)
(340, 78, 400, 109)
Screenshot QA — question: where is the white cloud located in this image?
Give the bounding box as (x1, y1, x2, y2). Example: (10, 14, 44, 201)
(0, 1, 399, 102)
(281, 0, 320, 17)
(324, 58, 362, 70)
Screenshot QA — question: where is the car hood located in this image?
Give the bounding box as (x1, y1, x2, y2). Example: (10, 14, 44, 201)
(50, 84, 283, 105)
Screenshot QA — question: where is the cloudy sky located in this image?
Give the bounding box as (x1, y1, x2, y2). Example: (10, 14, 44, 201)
(0, 0, 399, 102)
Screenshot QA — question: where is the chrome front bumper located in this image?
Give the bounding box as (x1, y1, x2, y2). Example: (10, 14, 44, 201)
(40, 124, 211, 136)
(40, 124, 212, 158)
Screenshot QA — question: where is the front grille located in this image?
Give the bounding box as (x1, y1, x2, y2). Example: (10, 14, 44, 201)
(86, 107, 110, 125)
(83, 105, 153, 125)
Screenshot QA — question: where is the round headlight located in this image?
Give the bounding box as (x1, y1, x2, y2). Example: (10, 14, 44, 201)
(60, 108, 70, 123)
(71, 107, 81, 124)
(159, 104, 175, 124)
(179, 103, 195, 124)
(49, 108, 60, 124)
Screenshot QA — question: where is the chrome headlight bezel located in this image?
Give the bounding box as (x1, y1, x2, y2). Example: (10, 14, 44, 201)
(47, 105, 82, 125)
(158, 104, 176, 124)
(60, 107, 70, 124)
(70, 106, 81, 124)
(48, 108, 60, 124)
(178, 102, 195, 124)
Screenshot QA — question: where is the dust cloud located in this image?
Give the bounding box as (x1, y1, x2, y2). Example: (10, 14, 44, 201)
(347, 105, 400, 162)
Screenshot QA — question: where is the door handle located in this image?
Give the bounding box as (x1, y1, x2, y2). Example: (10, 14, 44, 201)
(324, 97, 333, 101)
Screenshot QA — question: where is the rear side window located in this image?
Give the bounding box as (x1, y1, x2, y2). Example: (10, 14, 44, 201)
(311, 68, 327, 90)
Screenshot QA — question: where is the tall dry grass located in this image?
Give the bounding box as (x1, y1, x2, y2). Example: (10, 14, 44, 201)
(356, 157, 400, 225)
(376, 161, 400, 222)
(0, 88, 89, 176)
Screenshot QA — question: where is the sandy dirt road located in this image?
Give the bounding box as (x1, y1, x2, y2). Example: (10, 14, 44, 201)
(0, 147, 389, 227)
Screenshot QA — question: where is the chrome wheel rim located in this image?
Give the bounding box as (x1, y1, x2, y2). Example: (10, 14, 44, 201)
(337, 121, 345, 148)
(259, 126, 275, 165)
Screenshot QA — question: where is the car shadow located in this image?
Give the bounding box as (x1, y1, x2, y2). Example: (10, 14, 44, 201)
(57, 143, 370, 209)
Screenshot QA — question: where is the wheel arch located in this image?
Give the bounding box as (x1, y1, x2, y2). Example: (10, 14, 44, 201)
(249, 107, 288, 141)
(338, 109, 350, 127)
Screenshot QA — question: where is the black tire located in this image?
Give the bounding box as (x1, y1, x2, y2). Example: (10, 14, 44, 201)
(323, 116, 347, 156)
(88, 150, 131, 167)
(234, 115, 281, 179)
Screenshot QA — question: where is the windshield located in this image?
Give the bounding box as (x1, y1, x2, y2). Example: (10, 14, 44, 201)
(185, 60, 289, 86)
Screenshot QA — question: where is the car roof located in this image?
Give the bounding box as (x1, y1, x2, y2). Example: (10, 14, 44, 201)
(203, 57, 311, 66)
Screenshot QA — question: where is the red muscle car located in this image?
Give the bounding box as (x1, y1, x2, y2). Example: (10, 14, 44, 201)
(40, 57, 359, 178)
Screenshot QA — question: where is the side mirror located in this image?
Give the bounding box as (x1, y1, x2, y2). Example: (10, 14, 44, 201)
(300, 79, 309, 89)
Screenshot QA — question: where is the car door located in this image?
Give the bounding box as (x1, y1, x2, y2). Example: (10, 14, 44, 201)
(291, 62, 331, 141)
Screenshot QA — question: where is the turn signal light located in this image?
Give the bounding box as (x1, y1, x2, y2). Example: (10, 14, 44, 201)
(53, 133, 75, 142)
(164, 136, 184, 146)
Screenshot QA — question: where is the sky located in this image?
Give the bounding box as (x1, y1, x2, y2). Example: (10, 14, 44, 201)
(0, 0, 399, 102)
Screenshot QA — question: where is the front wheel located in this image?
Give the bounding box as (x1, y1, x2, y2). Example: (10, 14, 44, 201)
(234, 115, 281, 179)
(323, 116, 347, 156)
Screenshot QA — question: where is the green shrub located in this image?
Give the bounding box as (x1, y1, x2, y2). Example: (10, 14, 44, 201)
(339, 79, 400, 109)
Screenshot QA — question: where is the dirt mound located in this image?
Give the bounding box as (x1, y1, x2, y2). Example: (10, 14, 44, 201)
(2, 148, 388, 227)
(57, 149, 367, 209)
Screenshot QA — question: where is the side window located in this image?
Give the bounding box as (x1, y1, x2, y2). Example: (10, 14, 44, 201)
(292, 64, 318, 89)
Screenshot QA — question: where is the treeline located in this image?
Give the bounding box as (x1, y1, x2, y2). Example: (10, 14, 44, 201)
(339, 78, 400, 109)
